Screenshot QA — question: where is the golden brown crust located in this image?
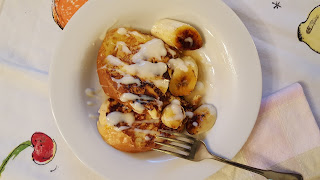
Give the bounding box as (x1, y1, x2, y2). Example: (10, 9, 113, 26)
(97, 120, 155, 153)
(96, 28, 139, 101)
(97, 98, 163, 152)
(97, 97, 191, 152)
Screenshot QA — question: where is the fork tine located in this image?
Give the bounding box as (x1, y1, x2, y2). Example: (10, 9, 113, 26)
(154, 141, 191, 152)
(156, 136, 193, 146)
(152, 148, 189, 159)
(159, 129, 196, 141)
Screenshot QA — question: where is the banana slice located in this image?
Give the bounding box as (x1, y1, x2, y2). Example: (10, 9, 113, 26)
(151, 19, 203, 50)
(161, 99, 185, 129)
(168, 56, 198, 96)
(184, 81, 205, 106)
(186, 104, 217, 135)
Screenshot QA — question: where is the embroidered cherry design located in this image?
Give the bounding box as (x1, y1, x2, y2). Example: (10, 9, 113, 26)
(0, 132, 56, 176)
(31, 132, 56, 164)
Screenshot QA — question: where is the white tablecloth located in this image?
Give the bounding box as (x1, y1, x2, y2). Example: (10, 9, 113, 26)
(0, 0, 319, 179)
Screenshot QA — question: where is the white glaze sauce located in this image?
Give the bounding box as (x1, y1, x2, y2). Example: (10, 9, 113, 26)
(195, 81, 204, 91)
(106, 38, 170, 91)
(133, 128, 159, 135)
(119, 93, 155, 102)
(86, 101, 95, 106)
(85, 88, 96, 97)
(111, 75, 141, 86)
(184, 37, 193, 46)
(131, 39, 167, 63)
(106, 55, 168, 90)
(145, 136, 151, 141)
(192, 121, 198, 127)
(163, 100, 185, 121)
(117, 28, 128, 35)
(119, 93, 156, 114)
(130, 102, 145, 114)
(125, 60, 168, 79)
(116, 126, 130, 131)
(106, 55, 126, 66)
(167, 48, 176, 57)
(106, 112, 135, 126)
(120, 93, 140, 102)
(129, 31, 145, 38)
(184, 57, 197, 68)
(151, 79, 169, 90)
(135, 119, 160, 123)
(168, 58, 188, 72)
(107, 55, 167, 76)
(185, 111, 194, 118)
(115, 41, 132, 54)
(98, 64, 107, 70)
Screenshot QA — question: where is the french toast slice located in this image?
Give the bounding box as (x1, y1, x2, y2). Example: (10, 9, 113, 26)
(97, 28, 179, 119)
(97, 98, 187, 152)
(96, 27, 202, 153)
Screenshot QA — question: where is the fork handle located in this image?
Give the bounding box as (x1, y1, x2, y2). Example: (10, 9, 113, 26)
(211, 155, 303, 180)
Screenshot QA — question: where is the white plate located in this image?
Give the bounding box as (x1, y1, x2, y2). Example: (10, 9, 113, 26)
(49, 0, 261, 179)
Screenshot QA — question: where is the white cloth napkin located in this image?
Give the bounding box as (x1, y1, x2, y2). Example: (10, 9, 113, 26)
(208, 83, 320, 179)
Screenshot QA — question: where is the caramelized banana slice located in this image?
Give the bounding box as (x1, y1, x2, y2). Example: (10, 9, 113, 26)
(161, 99, 185, 129)
(151, 19, 203, 50)
(186, 104, 217, 135)
(168, 56, 198, 96)
(184, 81, 205, 106)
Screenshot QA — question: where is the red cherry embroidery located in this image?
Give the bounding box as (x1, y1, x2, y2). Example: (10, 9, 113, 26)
(31, 132, 56, 165)
(0, 132, 57, 177)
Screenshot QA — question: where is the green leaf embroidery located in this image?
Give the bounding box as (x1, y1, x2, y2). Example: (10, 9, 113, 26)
(0, 140, 32, 177)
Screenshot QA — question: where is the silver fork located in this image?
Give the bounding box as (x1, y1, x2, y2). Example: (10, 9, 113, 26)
(153, 130, 303, 180)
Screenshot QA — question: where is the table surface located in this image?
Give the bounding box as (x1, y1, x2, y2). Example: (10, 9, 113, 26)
(0, 0, 319, 179)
